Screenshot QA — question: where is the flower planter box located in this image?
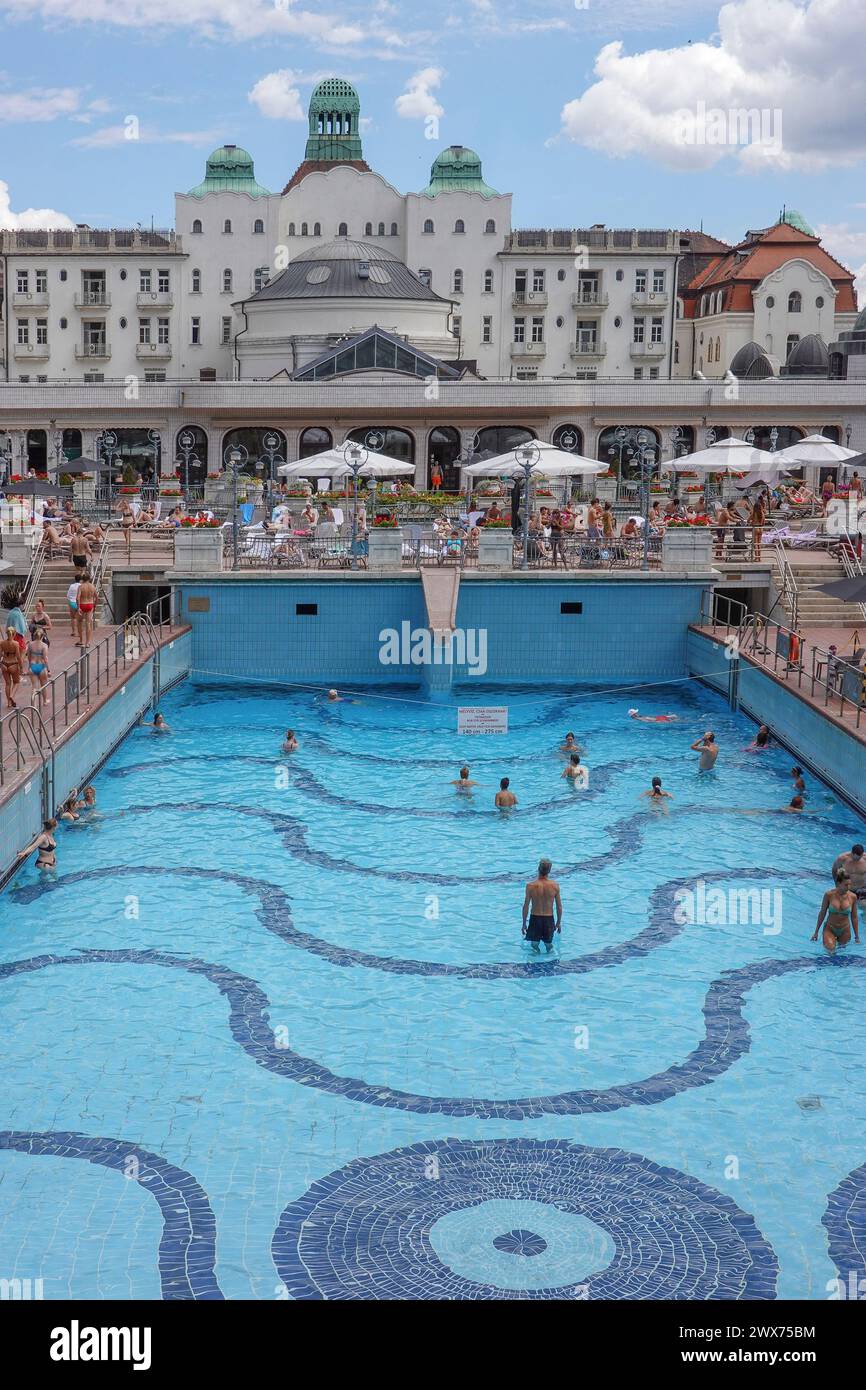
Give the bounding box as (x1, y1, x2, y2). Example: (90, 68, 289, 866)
(662, 528, 714, 572)
(0, 531, 39, 573)
(173, 527, 224, 573)
(478, 528, 516, 570)
(595, 478, 617, 502)
(368, 526, 403, 570)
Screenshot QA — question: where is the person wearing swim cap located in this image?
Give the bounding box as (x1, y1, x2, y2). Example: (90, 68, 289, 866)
(629, 708, 679, 723)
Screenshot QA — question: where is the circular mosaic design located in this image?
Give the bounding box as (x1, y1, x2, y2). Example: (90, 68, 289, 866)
(271, 1139, 778, 1300)
(492, 1229, 547, 1257)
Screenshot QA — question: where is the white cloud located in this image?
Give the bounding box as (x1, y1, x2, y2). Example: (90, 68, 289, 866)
(0, 179, 74, 229)
(248, 70, 306, 121)
(816, 221, 866, 300)
(0, 85, 81, 121)
(559, 0, 866, 173)
(0, 0, 366, 46)
(395, 66, 444, 122)
(71, 123, 222, 149)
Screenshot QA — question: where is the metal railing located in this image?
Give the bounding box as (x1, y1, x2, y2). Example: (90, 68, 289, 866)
(774, 542, 799, 629)
(699, 590, 864, 730)
(0, 704, 55, 790)
(839, 531, 866, 623)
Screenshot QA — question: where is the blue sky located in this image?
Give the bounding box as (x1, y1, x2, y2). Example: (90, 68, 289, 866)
(1, 0, 864, 282)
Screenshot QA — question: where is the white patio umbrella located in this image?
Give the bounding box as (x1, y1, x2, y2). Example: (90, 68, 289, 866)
(774, 433, 860, 467)
(464, 440, 606, 478)
(278, 448, 414, 478)
(672, 437, 775, 473)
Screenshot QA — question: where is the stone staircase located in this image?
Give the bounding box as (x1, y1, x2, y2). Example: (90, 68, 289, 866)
(29, 559, 111, 627)
(775, 554, 866, 627)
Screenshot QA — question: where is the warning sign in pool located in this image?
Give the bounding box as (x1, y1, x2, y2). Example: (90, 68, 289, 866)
(457, 706, 509, 735)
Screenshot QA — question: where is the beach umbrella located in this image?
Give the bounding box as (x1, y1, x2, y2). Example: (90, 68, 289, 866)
(57, 456, 109, 473)
(811, 575, 866, 604)
(464, 440, 606, 477)
(672, 438, 775, 473)
(1, 478, 59, 499)
(279, 449, 414, 478)
(775, 434, 860, 466)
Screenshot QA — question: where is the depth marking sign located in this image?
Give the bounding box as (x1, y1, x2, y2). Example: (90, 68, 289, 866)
(457, 706, 508, 735)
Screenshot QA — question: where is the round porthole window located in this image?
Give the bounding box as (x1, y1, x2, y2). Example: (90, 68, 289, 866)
(557, 269, 566, 281)
(614, 316, 622, 328)
(119, 317, 127, 329)
(766, 295, 775, 308)
(816, 295, 825, 308)
(555, 316, 564, 328)
(120, 269, 127, 280)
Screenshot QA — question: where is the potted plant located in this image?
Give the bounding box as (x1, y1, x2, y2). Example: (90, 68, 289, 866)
(478, 519, 515, 569)
(368, 512, 403, 569)
(662, 515, 714, 570)
(173, 516, 224, 571)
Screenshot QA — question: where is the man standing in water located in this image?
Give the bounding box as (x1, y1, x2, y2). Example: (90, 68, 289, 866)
(521, 858, 562, 953)
(690, 730, 719, 770)
(495, 777, 517, 809)
(832, 844, 866, 902)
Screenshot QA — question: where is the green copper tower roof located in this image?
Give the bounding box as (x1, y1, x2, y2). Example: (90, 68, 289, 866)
(779, 208, 815, 236)
(187, 145, 272, 198)
(419, 145, 499, 198)
(304, 77, 364, 162)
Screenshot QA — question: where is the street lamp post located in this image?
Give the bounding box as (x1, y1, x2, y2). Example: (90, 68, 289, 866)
(259, 432, 285, 516)
(176, 430, 199, 505)
(515, 440, 540, 570)
(634, 429, 658, 571)
(342, 439, 368, 570)
(223, 443, 248, 570)
(0, 435, 12, 487)
(607, 426, 635, 501)
(147, 428, 161, 499)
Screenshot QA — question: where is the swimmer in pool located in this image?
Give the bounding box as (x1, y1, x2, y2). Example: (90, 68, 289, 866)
(495, 776, 518, 809)
(561, 753, 588, 787)
(282, 729, 298, 753)
(831, 844, 866, 902)
(559, 731, 581, 755)
(691, 731, 719, 770)
(141, 712, 171, 734)
(780, 795, 805, 813)
(521, 858, 562, 954)
(791, 766, 806, 799)
(641, 776, 673, 812)
(451, 766, 478, 794)
(17, 818, 59, 871)
(746, 724, 771, 751)
(629, 708, 679, 723)
(812, 868, 859, 952)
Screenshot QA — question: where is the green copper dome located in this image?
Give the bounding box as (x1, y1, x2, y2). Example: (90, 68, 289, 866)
(304, 77, 364, 162)
(419, 145, 499, 198)
(780, 208, 815, 237)
(188, 145, 272, 198)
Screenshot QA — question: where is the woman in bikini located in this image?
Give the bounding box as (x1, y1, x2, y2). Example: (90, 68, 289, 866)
(17, 818, 59, 871)
(117, 499, 135, 559)
(29, 599, 52, 639)
(812, 869, 860, 952)
(27, 626, 51, 705)
(1, 626, 25, 709)
(641, 776, 673, 813)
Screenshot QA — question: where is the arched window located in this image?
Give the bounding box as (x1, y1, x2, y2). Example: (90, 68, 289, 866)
(390, 222, 398, 236)
(453, 269, 463, 293)
(221, 427, 287, 479)
(222, 268, 232, 293)
(551, 424, 584, 454)
(428, 425, 461, 490)
(454, 219, 465, 234)
(483, 269, 493, 293)
(485, 219, 496, 234)
(191, 269, 202, 292)
(377, 222, 385, 236)
(788, 290, 802, 313)
(786, 333, 800, 357)
(674, 341, 680, 364)
(192, 219, 202, 234)
(365, 222, 372, 236)
(423, 218, 434, 234)
(700, 294, 707, 316)
(473, 425, 535, 459)
(61, 428, 82, 461)
(223, 219, 232, 234)
(298, 426, 333, 458)
(338, 222, 348, 236)
(346, 425, 414, 465)
(288, 223, 296, 236)
(253, 219, 264, 234)
(313, 222, 321, 236)
(301, 222, 308, 236)
(174, 426, 208, 483)
(596, 425, 660, 472)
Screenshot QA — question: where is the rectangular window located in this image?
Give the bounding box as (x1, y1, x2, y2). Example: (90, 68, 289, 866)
(139, 318, 151, 344)
(158, 269, 170, 292)
(560, 602, 583, 614)
(296, 603, 318, 616)
(576, 321, 597, 351)
(451, 314, 462, 339)
(158, 317, 170, 344)
(191, 317, 201, 345)
(531, 316, 544, 343)
(221, 316, 232, 344)
(82, 271, 106, 304)
(515, 367, 538, 380)
(577, 272, 599, 302)
(481, 316, 492, 344)
(18, 375, 29, 382)
(649, 367, 660, 379)
(16, 271, 28, 294)
(144, 371, 166, 382)
(199, 367, 216, 381)
(635, 269, 647, 293)
(633, 367, 643, 379)
(633, 317, 645, 343)
(83, 372, 104, 382)
(513, 317, 526, 343)
(140, 269, 152, 292)
(16, 320, 28, 344)
(532, 269, 545, 293)
(36, 319, 48, 345)
(652, 269, 666, 293)
(483, 269, 493, 293)
(650, 316, 664, 343)
(514, 269, 527, 294)
(35, 270, 47, 293)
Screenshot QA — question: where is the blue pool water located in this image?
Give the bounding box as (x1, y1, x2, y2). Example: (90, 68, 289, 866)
(1, 677, 865, 1300)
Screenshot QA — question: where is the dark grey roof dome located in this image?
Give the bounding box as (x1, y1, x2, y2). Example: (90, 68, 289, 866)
(249, 238, 444, 303)
(783, 333, 829, 376)
(729, 341, 774, 379)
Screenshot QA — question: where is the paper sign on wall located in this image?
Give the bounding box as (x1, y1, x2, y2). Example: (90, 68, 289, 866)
(457, 706, 508, 735)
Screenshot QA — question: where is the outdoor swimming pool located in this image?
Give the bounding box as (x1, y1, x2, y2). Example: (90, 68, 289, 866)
(1, 676, 864, 1301)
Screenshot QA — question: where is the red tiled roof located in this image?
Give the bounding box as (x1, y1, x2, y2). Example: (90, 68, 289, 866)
(281, 159, 372, 195)
(680, 222, 858, 317)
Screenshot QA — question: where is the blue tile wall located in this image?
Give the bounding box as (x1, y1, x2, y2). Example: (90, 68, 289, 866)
(687, 629, 866, 813)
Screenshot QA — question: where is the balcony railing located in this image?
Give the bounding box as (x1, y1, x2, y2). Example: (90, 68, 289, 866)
(510, 340, 547, 356)
(13, 341, 50, 359)
(136, 291, 174, 309)
(570, 340, 606, 357)
(136, 341, 172, 359)
(74, 291, 110, 308)
(631, 290, 670, 308)
(74, 341, 111, 359)
(512, 290, 548, 307)
(12, 291, 50, 308)
(630, 339, 667, 357)
(571, 291, 608, 310)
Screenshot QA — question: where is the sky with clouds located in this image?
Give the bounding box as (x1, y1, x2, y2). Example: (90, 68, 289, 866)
(0, 0, 864, 288)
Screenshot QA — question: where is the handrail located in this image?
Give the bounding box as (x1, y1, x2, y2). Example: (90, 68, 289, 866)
(774, 541, 799, 629)
(20, 539, 47, 618)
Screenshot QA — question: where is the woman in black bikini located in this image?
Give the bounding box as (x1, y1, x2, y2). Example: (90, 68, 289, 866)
(812, 869, 859, 953)
(17, 818, 59, 870)
(1, 626, 24, 709)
